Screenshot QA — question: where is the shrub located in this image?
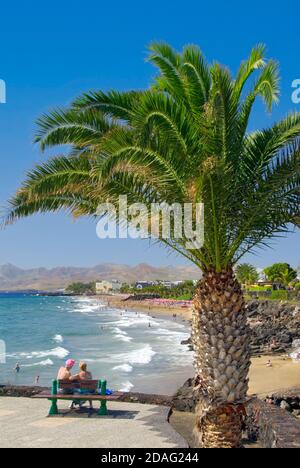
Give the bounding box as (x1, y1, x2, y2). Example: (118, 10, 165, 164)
(246, 285, 272, 292)
(271, 290, 288, 301)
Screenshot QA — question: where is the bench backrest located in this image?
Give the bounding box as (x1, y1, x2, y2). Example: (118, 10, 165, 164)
(58, 379, 99, 391)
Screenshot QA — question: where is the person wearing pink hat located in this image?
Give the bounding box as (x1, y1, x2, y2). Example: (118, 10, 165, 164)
(57, 359, 76, 381)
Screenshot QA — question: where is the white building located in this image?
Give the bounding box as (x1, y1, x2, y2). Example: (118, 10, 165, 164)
(96, 280, 121, 294)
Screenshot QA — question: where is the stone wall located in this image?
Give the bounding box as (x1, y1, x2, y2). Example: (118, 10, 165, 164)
(246, 399, 300, 448)
(0, 385, 47, 398)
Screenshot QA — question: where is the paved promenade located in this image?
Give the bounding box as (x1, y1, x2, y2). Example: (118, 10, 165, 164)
(0, 397, 188, 448)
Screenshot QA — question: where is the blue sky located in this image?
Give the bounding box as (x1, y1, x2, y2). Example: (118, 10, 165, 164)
(0, 0, 299, 269)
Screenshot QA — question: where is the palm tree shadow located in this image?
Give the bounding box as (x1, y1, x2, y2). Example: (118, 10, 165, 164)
(136, 406, 189, 448)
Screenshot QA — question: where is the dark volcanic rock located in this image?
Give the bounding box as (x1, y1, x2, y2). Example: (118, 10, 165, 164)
(265, 388, 300, 412)
(172, 378, 197, 412)
(0, 385, 48, 398)
(247, 300, 300, 356)
(184, 300, 300, 357)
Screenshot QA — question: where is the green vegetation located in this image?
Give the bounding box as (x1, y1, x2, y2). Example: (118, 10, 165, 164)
(5, 43, 300, 448)
(264, 263, 297, 286)
(246, 285, 272, 292)
(270, 290, 289, 301)
(121, 281, 196, 300)
(236, 263, 259, 286)
(66, 282, 96, 295)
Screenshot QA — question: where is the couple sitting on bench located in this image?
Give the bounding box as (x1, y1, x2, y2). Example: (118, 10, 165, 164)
(33, 359, 121, 416)
(57, 359, 94, 410)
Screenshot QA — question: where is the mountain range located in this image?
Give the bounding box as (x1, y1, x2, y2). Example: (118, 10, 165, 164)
(0, 263, 200, 291)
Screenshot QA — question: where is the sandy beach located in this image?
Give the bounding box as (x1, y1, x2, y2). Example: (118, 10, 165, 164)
(249, 355, 300, 397)
(99, 294, 193, 321)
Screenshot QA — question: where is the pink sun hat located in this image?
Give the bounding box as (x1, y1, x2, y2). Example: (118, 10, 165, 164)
(65, 359, 76, 368)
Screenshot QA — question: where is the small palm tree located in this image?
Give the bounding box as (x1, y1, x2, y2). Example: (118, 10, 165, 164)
(264, 263, 297, 287)
(5, 43, 300, 447)
(236, 263, 259, 286)
(274, 268, 297, 288)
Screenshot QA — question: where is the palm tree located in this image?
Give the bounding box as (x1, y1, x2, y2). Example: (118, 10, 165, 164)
(4, 43, 300, 448)
(236, 263, 259, 286)
(264, 262, 297, 287)
(278, 268, 297, 287)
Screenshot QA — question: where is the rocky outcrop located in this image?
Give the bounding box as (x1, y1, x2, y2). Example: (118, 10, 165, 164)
(182, 300, 300, 356)
(247, 300, 300, 356)
(118, 392, 173, 406)
(172, 378, 197, 412)
(0, 385, 48, 398)
(265, 388, 300, 418)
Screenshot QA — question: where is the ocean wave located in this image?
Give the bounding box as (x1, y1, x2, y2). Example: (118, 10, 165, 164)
(22, 359, 54, 368)
(114, 344, 156, 365)
(112, 327, 133, 343)
(113, 315, 160, 329)
(114, 334, 133, 343)
(119, 381, 134, 392)
(30, 347, 69, 360)
(70, 297, 103, 315)
(8, 346, 69, 361)
(113, 364, 133, 373)
(53, 334, 64, 343)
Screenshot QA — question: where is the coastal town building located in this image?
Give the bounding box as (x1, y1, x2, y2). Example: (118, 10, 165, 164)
(96, 280, 121, 294)
(135, 281, 155, 290)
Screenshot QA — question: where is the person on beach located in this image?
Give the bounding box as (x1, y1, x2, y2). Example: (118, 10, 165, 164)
(71, 361, 93, 381)
(14, 363, 20, 373)
(71, 362, 94, 409)
(57, 359, 77, 409)
(57, 359, 76, 381)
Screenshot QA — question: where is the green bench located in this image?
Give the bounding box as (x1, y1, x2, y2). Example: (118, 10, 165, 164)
(33, 379, 124, 416)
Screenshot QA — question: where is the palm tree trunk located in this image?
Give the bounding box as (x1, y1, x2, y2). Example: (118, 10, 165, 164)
(192, 266, 251, 448)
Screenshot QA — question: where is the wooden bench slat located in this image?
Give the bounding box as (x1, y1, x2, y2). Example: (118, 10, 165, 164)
(58, 379, 99, 390)
(33, 392, 124, 401)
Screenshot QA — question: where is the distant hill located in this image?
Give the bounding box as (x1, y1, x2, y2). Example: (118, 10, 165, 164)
(0, 263, 200, 291)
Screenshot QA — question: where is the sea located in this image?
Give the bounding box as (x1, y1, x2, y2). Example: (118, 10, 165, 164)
(0, 294, 193, 394)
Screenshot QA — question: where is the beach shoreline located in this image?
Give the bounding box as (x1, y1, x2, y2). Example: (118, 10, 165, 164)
(96, 294, 193, 321)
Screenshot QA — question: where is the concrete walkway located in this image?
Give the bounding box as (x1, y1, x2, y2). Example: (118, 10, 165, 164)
(0, 397, 188, 448)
